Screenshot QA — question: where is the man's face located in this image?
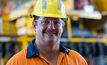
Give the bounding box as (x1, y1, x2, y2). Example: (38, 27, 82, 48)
(33, 17, 65, 44)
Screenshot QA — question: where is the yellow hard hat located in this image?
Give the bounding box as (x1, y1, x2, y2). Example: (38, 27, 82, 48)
(31, 0, 67, 18)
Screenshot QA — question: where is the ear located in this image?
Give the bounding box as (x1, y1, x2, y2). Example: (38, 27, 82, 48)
(32, 21, 37, 32)
(62, 24, 65, 32)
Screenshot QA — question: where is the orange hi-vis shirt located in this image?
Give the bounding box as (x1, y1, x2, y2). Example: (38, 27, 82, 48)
(6, 39, 87, 65)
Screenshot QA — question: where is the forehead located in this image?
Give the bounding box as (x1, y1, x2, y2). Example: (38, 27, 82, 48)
(38, 17, 61, 21)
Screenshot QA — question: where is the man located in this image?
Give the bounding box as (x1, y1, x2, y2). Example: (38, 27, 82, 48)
(6, 0, 87, 65)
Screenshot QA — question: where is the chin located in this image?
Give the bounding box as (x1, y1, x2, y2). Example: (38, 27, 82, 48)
(45, 38, 57, 43)
(43, 35, 60, 43)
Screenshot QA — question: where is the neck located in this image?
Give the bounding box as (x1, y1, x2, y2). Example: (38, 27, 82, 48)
(35, 39, 60, 65)
(35, 40, 60, 55)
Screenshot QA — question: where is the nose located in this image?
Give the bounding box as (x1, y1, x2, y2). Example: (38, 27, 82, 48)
(48, 22, 55, 30)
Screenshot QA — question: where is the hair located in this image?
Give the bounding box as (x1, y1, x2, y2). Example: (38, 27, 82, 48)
(33, 15, 40, 23)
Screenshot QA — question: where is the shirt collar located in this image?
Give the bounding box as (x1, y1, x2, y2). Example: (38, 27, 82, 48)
(27, 39, 69, 58)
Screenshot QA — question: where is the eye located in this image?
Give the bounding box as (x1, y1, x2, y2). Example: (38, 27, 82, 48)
(42, 21, 49, 25)
(54, 21, 60, 25)
(45, 21, 49, 24)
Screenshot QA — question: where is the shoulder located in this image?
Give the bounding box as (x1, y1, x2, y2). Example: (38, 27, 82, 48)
(69, 49, 84, 59)
(68, 49, 87, 65)
(6, 48, 27, 65)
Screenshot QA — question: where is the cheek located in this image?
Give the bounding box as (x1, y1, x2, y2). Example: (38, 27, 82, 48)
(36, 25, 47, 34)
(41, 26, 47, 33)
(36, 25, 42, 35)
(58, 23, 64, 33)
(58, 26, 63, 35)
(60, 28, 63, 34)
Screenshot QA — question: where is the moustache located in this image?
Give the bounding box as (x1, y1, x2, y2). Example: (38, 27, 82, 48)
(43, 30, 58, 34)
